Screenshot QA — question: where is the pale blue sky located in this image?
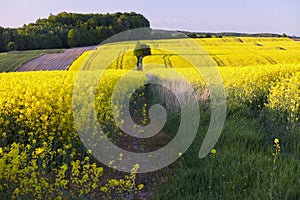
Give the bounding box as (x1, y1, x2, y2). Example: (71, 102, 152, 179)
(1, 0, 299, 36)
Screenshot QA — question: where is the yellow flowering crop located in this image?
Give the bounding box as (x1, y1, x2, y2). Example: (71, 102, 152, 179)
(266, 72, 300, 124)
(72, 37, 300, 71)
(1, 37, 300, 198)
(148, 63, 300, 126)
(0, 70, 147, 199)
(68, 50, 94, 71)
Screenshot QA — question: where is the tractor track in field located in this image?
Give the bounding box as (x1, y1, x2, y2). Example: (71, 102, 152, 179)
(211, 55, 226, 66)
(260, 55, 278, 65)
(163, 55, 173, 68)
(16, 46, 96, 72)
(116, 50, 125, 70)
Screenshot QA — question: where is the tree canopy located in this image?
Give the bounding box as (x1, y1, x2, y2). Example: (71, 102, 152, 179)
(0, 12, 150, 52)
(134, 42, 151, 71)
(134, 42, 151, 58)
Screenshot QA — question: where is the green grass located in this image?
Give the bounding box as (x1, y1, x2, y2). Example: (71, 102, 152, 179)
(148, 105, 299, 200)
(0, 49, 63, 72)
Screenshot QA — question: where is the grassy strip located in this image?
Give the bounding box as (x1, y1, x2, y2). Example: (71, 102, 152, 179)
(150, 106, 299, 199)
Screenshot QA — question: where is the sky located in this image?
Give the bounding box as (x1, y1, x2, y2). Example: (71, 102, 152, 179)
(1, 0, 299, 36)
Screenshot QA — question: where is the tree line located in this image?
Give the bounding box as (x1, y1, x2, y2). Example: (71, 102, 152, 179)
(0, 12, 150, 52)
(179, 31, 295, 39)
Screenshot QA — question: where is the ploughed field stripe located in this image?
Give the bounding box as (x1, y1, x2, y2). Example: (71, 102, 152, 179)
(16, 46, 96, 71)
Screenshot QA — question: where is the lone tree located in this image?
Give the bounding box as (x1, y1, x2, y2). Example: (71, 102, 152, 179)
(134, 42, 151, 71)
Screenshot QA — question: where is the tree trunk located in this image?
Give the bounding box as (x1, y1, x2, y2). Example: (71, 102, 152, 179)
(137, 56, 143, 71)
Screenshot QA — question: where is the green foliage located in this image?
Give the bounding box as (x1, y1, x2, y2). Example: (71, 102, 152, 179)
(67, 29, 79, 48)
(0, 12, 150, 52)
(134, 42, 151, 58)
(6, 41, 16, 51)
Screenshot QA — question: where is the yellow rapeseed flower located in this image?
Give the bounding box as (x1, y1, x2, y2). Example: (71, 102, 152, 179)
(138, 184, 144, 190)
(100, 186, 108, 193)
(210, 149, 217, 155)
(35, 148, 44, 155)
(109, 179, 119, 187)
(273, 138, 281, 165)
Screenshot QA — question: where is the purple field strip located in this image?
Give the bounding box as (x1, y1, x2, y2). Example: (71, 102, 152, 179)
(16, 46, 96, 72)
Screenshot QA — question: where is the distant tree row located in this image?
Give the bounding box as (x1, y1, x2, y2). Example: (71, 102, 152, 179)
(0, 12, 150, 52)
(180, 31, 295, 39)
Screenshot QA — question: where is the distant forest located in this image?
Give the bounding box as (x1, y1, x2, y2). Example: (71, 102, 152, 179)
(0, 12, 150, 52)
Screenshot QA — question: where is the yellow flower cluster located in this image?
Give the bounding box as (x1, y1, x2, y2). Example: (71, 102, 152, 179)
(101, 164, 144, 198)
(219, 64, 300, 108)
(273, 138, 281, 165)
(210, 149, 217, 155)
(266, 72, 300, 124)
(0, 70, 147, 199)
